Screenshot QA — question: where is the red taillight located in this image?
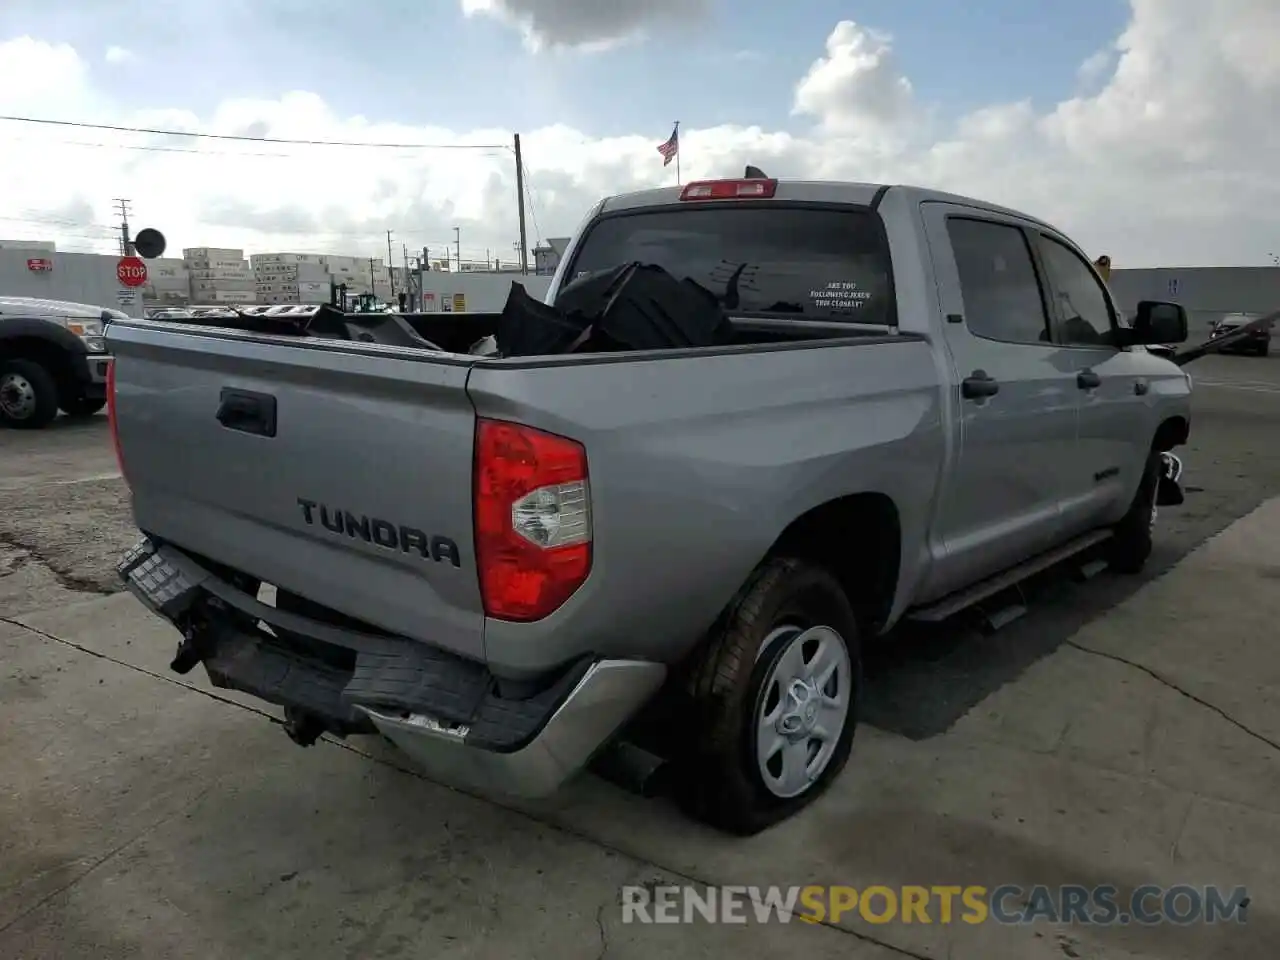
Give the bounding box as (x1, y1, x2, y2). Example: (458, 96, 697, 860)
(105, 359, 129, 485)
(473, 418, 592, 622)
(679, 178, 777, 201)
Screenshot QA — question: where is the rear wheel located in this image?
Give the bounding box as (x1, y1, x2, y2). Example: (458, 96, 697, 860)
(674, 557, 861, 835)
(0, 359, 59, 429)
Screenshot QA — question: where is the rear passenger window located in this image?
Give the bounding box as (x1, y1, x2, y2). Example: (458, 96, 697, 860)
(1037, 235, 1115, 346)
(946, 218, 1050, 345)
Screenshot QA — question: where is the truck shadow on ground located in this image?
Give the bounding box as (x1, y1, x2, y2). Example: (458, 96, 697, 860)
(864, 355, 1280, 740)
(860, 506, 1238, 740)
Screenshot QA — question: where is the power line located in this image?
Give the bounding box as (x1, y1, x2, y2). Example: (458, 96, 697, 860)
(0, 216, 500, 259)
(0, 114, 511, 151)
(6, 134, 512, 161)
(0, 213, 490, 249)
(0, 214, 117, 232)
(522, 171, 546, 245)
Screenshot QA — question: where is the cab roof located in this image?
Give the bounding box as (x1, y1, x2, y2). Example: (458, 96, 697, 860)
(598, 179, 1055, 231)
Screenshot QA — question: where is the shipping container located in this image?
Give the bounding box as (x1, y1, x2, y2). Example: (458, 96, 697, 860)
(189, 268, 253, 281)
(185, 258, 250, 271)
(203, 289, 257, 303)
(250, 252, 327, 265)
(191, 280, 254, 292)
(182, 247, 243, 260)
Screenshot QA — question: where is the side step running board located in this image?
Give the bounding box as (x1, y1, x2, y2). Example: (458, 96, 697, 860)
(908, 529, 1113, 624)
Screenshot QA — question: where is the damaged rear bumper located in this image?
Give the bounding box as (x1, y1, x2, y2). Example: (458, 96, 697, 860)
(117, 538, 665, 798)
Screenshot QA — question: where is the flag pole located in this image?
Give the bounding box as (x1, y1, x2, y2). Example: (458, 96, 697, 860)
(675, 120, 681, 186)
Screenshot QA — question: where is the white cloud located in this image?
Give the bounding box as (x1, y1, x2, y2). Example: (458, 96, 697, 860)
(1077, 49, 1113, 89)
(2, 1, 1279, 268)
(459, 0, 713, 52)
(793, 21, 918, 136)
(104, 45, 134, 64)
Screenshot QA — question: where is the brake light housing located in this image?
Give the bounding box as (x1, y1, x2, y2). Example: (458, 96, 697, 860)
(679, 178, 777, 201)
(105, 359, 128, 485)
(473, 418, 592, 622)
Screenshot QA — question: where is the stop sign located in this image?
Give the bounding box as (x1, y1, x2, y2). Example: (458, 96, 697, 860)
(117, 256, 148, 287)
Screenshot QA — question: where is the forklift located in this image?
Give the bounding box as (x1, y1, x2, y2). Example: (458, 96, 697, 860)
(329, 281, 387, 313)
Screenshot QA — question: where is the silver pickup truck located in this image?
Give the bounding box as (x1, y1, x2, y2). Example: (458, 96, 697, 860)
(106, 178, 1191, 835)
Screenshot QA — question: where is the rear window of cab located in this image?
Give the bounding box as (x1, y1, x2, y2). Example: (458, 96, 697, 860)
(565, 205, 895, 324)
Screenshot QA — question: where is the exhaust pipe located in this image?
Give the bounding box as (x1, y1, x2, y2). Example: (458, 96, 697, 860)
(590, 740, 671, 798)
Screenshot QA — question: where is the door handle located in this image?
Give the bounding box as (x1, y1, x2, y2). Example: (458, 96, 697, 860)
(1134, 379, 1149, 396)
(216, 388, 277, 437)
(1077, 369, 1102, 390)
(961, 370, 1000, 399)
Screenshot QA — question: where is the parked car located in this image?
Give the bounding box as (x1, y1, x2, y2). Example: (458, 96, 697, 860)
(106, 178, 1191, 834)
(0, 296, 115, 428)
(1209, 312, 1271, 356)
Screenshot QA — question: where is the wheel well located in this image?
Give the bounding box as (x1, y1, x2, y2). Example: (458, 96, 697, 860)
(0, 337, 76, 392)
(767, 493, 901, 634)
(1152, 416, 1189, 451)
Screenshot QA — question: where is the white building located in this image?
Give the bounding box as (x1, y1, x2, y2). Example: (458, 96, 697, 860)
(532, 237, 570, 276)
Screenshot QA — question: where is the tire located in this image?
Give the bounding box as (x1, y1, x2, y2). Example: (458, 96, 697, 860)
(60, 395, 107, 418)
(1258, 343, 1270, 357)
(1108, 450, 1161, 574)
(673, 557, 862, 835)
(0, 359, 60, 429)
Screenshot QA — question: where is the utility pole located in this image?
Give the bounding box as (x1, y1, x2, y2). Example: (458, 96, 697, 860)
(453, 227, 461, 273)
(368, 257, 376, 296)
(386, 230, 396, 296)
(513, 133, 529, 275)
(113, 198, 133, 256)
(420, 246, 428, 311)
(402, 243, 412, 309)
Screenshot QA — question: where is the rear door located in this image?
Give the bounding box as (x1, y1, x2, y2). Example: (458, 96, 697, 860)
(1031, 230, 1150, 533)
(919, 203, 1076, 596)
(108, 321, 486, 661)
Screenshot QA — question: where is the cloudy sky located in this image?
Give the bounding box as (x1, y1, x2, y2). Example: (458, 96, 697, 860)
(0, 0, 1277, 267)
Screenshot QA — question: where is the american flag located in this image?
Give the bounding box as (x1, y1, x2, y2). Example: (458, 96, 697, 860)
(656, 124, 679, 166)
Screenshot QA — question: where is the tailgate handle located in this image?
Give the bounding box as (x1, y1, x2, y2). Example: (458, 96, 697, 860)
(216, 388, 277, 437)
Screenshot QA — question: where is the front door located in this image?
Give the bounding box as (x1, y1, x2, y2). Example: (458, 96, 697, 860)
(919, 202, 1078, 599)
(1031, 230, 1150, 534)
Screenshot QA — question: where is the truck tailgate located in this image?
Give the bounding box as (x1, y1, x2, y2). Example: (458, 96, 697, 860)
(106, 321, 485, 662)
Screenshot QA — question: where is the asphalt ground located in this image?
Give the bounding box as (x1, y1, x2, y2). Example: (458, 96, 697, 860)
(1, 348, 1278, 959)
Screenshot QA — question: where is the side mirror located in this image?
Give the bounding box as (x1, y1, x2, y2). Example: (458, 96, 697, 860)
(1129, 300, 1188, 345)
